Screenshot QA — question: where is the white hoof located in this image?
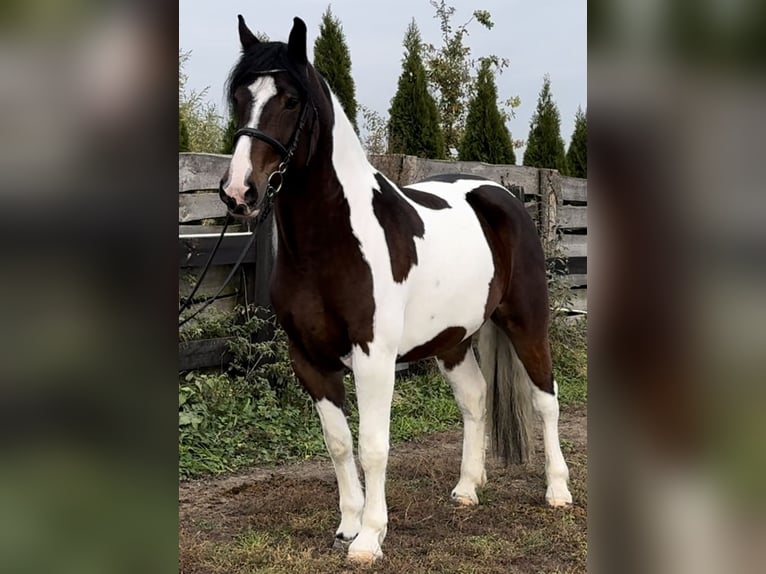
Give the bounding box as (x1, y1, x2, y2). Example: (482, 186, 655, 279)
(347, 549, 383, 565)
(347, 530, 384, 565)
(450, 490, 479, 507)
(546, 482, 573, 507)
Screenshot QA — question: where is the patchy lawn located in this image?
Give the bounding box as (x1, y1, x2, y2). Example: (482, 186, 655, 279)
(179, 404, 587, 573)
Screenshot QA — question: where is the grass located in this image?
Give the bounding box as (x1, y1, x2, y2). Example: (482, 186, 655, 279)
(181, 513, 587, 574)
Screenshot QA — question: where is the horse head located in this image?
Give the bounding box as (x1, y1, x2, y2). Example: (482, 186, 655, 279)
(219, 16, 324, 217)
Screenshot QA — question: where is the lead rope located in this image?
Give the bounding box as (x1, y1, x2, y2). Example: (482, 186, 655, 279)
(178, 212, 232, 318)
(178, 184, 280, 327)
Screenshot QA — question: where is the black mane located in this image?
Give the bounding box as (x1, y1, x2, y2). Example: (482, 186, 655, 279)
(225, 42, 314, 111)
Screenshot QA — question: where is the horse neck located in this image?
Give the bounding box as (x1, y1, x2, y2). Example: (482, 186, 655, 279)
(274, 89, 373, 258)
(326, 90, 371, 179)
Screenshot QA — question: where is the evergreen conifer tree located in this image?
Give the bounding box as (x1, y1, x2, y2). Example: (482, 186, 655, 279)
(523, 75, 566, 172)
(459, 59, 515, 164)
(387, 20, 445, 159)
(221, 116, 237, 155)
(565, 106, 587, 178)
(313, 6, 359, 132)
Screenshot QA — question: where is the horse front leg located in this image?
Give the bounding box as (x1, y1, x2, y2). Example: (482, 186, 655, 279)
(288, 342, 364, 546)
(315, 398, 365, 546)
(346, 345, 396, 564)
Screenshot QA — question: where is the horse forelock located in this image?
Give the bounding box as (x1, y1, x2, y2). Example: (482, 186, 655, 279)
(225, 42, 324, 115)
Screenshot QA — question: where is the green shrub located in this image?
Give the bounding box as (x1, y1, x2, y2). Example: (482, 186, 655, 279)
(179, 372, 325, 479)
(544, 231, 588, 405)
(550, 315, 587, 404)
(179, 306, 464, 479)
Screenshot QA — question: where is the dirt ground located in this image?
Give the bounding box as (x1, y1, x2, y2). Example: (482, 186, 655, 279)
(179, 405, 587, 573)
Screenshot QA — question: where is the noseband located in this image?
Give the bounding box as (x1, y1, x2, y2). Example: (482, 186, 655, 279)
(232, 70, 313, 198)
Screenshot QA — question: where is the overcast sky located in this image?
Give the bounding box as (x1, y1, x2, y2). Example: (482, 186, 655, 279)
(179, 0, 586, 161)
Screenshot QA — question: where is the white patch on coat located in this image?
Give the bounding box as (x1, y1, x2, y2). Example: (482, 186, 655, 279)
(328, 90, 406, 349)
(396, 178, 498, 354)
(222, 76, 277, 204)
(328, 91, 497, 356)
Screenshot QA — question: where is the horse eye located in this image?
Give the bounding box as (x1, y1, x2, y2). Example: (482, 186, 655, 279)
(285, 97, 300, 110)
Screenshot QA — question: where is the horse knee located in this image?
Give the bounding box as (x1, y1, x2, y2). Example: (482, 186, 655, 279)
(325, 433, 352, 460)
(358, 435, 389, 469)
(316, 399, 354, 460)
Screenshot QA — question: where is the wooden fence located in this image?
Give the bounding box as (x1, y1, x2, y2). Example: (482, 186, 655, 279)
(179, 152, 587, 370)
(179, 153, 274, 370)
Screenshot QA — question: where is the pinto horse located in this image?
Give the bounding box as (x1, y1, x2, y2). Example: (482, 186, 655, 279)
(219, 16, 572, 564)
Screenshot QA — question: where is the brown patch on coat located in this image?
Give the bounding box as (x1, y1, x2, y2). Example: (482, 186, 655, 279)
(287, 339, 345, 407)
(372, 173, 425, 283)
(397, 326, 467, 364)
(271, 171, 376, 367)
(464, 185, 519, 319)
(401, 186, 451, 210)
(266, 66, 376, 404)
(435, 338, 473, 371)
(466, 184, 554, 394)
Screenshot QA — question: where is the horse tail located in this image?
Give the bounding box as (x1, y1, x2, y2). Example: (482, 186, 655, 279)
(477, 320, 534, 465)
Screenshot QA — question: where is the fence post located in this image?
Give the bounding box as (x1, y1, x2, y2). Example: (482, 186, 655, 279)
(538, 169, 562, 255)
(252, 214, 275, 310)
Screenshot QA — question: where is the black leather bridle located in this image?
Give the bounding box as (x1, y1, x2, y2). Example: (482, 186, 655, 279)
(232, 69, 314, 199)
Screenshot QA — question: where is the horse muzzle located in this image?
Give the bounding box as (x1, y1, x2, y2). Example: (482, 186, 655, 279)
(219, 181, 261, 218)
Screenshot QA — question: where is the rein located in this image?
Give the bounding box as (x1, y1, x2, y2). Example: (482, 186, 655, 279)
(179, 88, 313, 328)
(178, 205, 271, 328)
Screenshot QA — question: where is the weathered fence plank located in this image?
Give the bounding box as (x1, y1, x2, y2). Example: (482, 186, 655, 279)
(179, 153, 231, 192)
(179, 233, 257, 267)
(560, 234, 587, 258)
(179, 192, 229, 222)
(369, 154, 541, 197)
(179, 223, 246, 235)
(538, 169, 561, 253)
(179, 337, 235, 371)
(565, 274, 588, 288)
(179, 264, 244, 322)
(560, 176, 587, 203)
(558, 206, 587, 230)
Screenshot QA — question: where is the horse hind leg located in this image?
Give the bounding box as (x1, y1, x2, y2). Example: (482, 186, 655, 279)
(497, 317, 572, 506)
(533, 376, 573, 507)
(437, 340, 487, 506)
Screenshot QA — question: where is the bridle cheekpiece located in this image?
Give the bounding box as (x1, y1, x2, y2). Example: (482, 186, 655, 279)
(231, 68, 312, 203)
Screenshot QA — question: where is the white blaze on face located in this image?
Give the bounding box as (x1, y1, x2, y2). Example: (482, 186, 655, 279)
(222, 76, 277, 205)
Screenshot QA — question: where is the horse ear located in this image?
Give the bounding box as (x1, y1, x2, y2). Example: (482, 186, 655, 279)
(238, 15, 259, 50)
(287, 17, 308, 64)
